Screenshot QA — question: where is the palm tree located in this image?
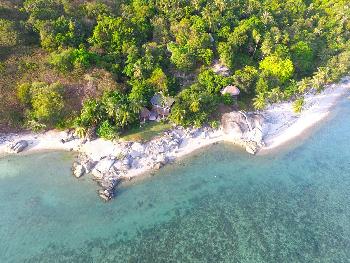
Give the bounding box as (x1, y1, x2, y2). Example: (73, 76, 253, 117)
(253, 93, 266, 110)
(74, 126, 87, 139)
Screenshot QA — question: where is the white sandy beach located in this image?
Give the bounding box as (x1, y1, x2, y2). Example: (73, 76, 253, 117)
(261, 77, 350, 152)
(0, 77, 349, 179)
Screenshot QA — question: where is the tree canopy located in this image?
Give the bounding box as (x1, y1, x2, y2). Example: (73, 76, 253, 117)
(1, 0, 350, 136)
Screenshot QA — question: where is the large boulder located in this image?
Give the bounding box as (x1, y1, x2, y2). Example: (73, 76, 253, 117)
(7, 140, 29, 153)
(82, 159, 97, 174)
(72, 163, 85, 178)
(131, 142, 145, 153)
(222, 112, 249, 136)
(222, 111, 266, 154)
(249, 127, 264, 146)
(156, 154, 168, 165)
(224, 121, 243, 139)
(92, 158, 115, 179)
(130, 150, 142, 158)
(245, 141, 259, 155)
(129, 142, 145, 158)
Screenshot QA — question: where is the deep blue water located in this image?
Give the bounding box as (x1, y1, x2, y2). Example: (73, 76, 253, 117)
(0, 98, 350, 262)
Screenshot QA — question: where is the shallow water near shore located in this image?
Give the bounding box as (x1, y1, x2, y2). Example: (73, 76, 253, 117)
(1, 99, 350, 262)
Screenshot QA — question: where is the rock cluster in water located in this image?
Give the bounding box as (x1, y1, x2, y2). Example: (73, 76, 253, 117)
(72, 128, 188, 201)
(3, 111, 267, 201)
(73, 111, 266, 201)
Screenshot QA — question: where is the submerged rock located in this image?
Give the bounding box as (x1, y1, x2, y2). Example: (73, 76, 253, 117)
(98, 189, 114, 201)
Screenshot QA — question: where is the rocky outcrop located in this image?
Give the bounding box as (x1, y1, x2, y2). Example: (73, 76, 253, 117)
(72, 154, 97, 178)
(97, 177, 121, 201)
(222, 111, 266, 154)
(91, 157, 116, 179)
(71, 114, 267, 201)
(72, 162, 85, 178)
(7, 140, 29, 153)
(245, 141, 260, 155)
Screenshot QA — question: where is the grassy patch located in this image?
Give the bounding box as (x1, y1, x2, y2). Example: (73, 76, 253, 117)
(120, 121, 172, 142)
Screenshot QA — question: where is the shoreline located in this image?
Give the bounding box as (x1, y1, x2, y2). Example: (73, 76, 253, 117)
(260, 77, 350, 154)
(1, 77, 349, 189)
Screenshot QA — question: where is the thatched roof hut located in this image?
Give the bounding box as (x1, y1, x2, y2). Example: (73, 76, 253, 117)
(221, 85, 240, 96)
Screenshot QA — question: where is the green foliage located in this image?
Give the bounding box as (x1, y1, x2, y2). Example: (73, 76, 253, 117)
(169, 84, 221, 127)
(83, 2, 112, 19)
(128, 81, 155, 107)
(89, 16, 134, 54)
(167, 43, 196, 71)
(31, 89, 64, 124)
(222, 93, 234, 105)
(198, 69, 230, 95)
(148, 67, 169, 94)
(24, 0, 64, 23)
(17, 83, 32, 106)
(0, 19, 20, 47)
(218, 16, 262, 70)
(75, 90, 140, 138)
(3, 0, 350, 133)
(97, 120, 118, 140)
(75, 99, 101, 128)
(38, 16, 83, 51)
(284, 80, 299, 100)
(210, 120, 220, 129)
(293, 98, 304, 113)
(232, 66, 259, 95)
(311, 67, 331, 91)
(17, 82, 65, 128)
(49, 47, 97, 72)
(259, 54, 294, 84)
(167, 17, 213, 71)
(253, 93, 267, 110)
(291, 41, 314, 77)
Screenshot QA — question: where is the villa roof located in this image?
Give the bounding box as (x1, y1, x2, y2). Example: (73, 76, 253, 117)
(150, 93, 162, 106)
(221, 85, 240, 96)
(151, 93, 175, 108)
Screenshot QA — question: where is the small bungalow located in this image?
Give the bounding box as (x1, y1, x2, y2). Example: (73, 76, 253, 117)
(139, 93, 176, 122)
(221, 85, 240, 97)
(150, 93, 175, 120)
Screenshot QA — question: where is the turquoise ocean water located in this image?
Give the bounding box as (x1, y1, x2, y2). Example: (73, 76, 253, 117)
(1, 98, 350, 263)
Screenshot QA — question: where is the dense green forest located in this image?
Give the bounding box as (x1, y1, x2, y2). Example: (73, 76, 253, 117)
(1, 0, 350, 139)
